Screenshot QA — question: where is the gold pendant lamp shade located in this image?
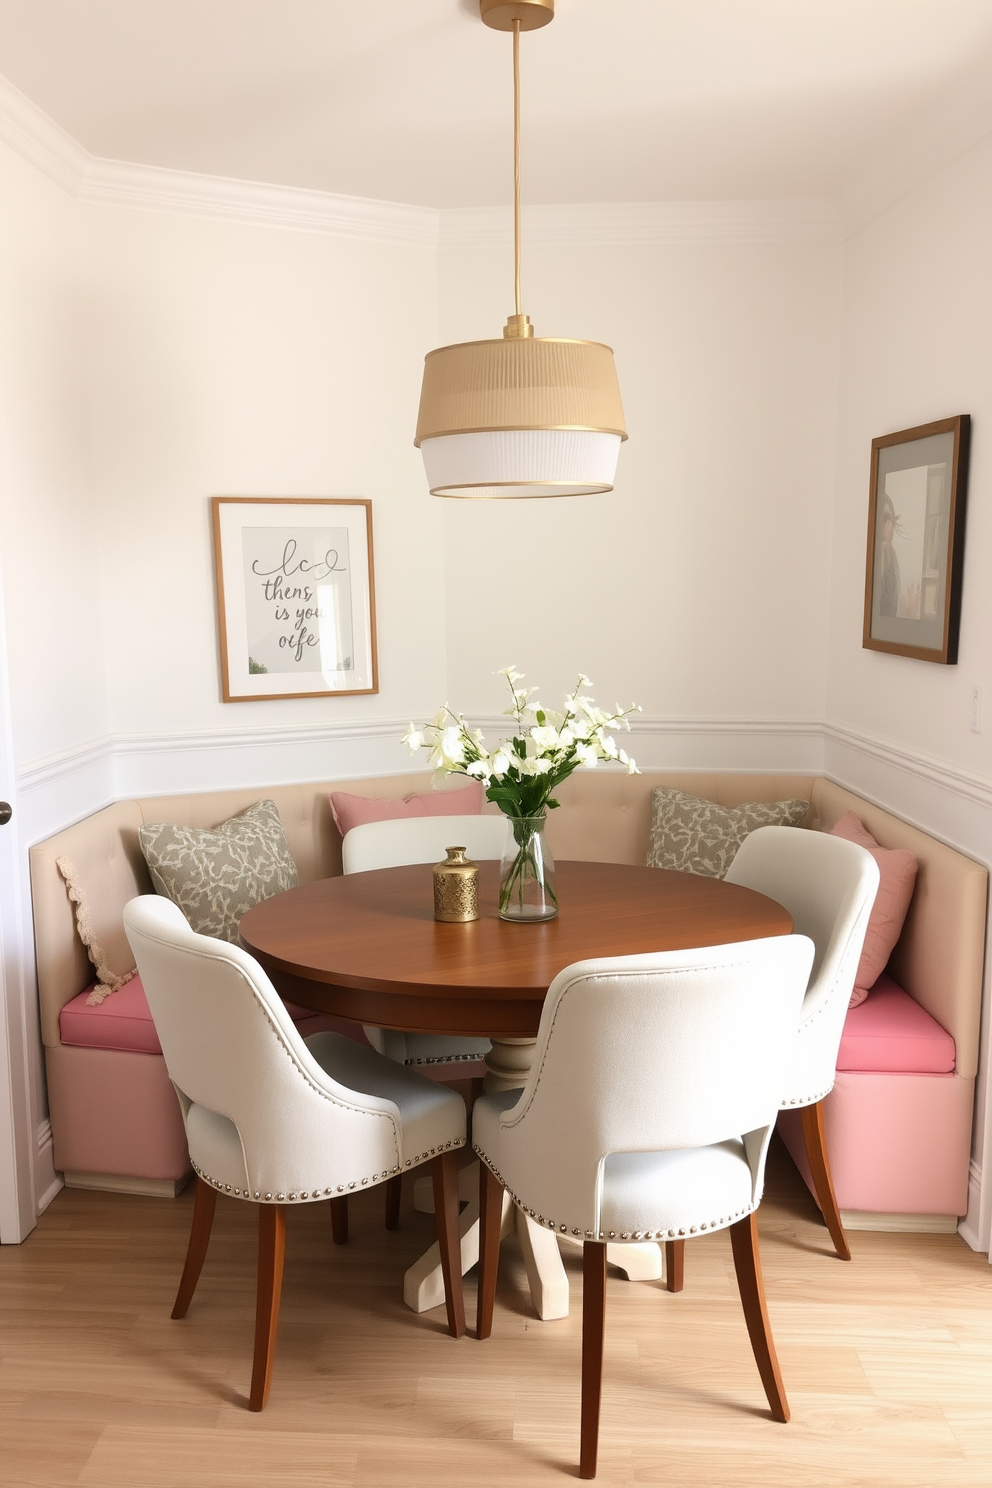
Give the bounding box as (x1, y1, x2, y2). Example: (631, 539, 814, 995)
(415, 0, 627, 499)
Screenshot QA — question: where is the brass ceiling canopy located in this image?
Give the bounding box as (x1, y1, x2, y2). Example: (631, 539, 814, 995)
(480, 0, 555, 31)
(415, 0, 626, 498)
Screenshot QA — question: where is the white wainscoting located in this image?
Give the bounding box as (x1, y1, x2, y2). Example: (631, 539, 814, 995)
(820, 723, 992, 1256)
(10, 714, 992, 1255)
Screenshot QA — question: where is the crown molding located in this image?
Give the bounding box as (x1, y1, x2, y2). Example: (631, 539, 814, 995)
(439, 200, 842, 249)
(0, 73, 87, 193)
(2, 73, 841, 249)
(0, 73, 439, 247)
(80, 158, 441, 246)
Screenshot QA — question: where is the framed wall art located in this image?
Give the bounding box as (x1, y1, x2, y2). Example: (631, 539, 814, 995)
(862, 415, 970, 664)
(212, 497, 378, 701)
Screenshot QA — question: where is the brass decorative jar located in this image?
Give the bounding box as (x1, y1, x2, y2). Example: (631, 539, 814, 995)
(433, 846, 480, 923)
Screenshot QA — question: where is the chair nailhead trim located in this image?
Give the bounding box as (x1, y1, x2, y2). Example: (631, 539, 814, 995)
(405, 1051, 485, 1066)
(189, 1139, 465, 1206)
(470, 1145, 756, 1242)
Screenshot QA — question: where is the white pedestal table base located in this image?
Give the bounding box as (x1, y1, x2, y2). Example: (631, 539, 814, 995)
(401, 1035, 663, 1318)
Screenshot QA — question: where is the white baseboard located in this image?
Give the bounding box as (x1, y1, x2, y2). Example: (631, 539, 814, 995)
(957, 1158, 986, 1253)
(62, 1171, 191, 1199)
(34, 1118, 61, 1215)
(840, 1210, 961, 1234)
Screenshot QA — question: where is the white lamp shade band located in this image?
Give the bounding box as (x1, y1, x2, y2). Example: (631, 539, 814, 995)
(419, 429, 623, 498)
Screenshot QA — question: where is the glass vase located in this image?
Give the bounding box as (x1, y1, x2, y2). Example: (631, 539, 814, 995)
(498, 814, 558, 922)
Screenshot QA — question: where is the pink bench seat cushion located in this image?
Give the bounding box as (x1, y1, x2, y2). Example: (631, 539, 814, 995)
(59, 975, 363, 1054)
(836, 972, 955, 1074)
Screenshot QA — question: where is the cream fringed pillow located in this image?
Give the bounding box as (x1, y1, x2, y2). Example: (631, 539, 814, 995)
(55, 856, 137, 1005)
(139, 799, 299, 943)
(646, 788, 810, 879)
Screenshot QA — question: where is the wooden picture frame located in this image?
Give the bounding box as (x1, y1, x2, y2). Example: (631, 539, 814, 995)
(212, 497, 378, 701)
(863, 415, 970, 664)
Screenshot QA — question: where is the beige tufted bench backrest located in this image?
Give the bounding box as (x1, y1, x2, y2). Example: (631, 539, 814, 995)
(29, 771, 986, 1080)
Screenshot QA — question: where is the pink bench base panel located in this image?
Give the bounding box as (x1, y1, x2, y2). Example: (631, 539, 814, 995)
(46, 1042, 190, 1183)
(778, 1070, 974, 1216)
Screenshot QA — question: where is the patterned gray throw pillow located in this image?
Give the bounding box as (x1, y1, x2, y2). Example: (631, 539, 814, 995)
(646, 788, 810, 879)
(139, 799, 299, 942)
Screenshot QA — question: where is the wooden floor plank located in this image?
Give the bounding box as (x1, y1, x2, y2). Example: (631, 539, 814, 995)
(77, 1427, 360, 1487)
(1, 1141, 991, 1486)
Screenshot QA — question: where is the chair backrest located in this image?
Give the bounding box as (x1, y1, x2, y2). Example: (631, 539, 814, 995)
(723, 825, 879, 1102)
(495, 935, 814, 1235)
(342, 814, 506, 874)
(123, 895, 403, 1194)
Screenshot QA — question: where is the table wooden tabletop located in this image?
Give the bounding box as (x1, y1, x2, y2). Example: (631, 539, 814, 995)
(239, 860, 793, 1040)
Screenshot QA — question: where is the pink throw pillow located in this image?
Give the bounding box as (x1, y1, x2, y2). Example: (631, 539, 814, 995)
(329, 781, 484, 837)
(828, 810, 918, 1006)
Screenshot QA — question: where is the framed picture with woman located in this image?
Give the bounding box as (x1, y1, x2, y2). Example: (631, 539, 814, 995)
(863, 415, 970, 664)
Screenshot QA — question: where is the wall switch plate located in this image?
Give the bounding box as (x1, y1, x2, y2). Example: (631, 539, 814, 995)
(971, 686, 982, 733)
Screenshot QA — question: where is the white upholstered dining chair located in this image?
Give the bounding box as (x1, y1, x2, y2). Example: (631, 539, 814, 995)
(342, 813, 507, 1071)
(123, 894, 467, 1412)
(719, 825, 879, 1262)
(474, 935, 815, 1479)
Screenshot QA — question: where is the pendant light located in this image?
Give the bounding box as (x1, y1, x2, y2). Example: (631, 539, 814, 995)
(414, 0, 627, 498)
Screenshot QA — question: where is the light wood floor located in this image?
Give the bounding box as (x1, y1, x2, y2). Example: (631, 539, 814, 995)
(2, 1141, 991, 1487)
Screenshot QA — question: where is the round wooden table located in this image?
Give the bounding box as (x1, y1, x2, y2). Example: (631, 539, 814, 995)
(240, 859, 792, 1319)
(240, 858, 791, 1035)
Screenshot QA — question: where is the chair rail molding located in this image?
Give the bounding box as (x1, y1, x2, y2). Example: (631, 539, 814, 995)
(17, 714, 992, 827)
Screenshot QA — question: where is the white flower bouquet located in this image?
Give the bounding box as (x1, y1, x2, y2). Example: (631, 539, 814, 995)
(403, 668, 639, 919)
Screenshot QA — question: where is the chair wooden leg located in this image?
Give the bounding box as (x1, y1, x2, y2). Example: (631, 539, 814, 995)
(171, 1176, 217, 1320)
(580, 1240, 607, 1479)
(330, 1195, 349, 1245)
(729, 1211, 789, 1423)
(800, 1099, 852, 1261)
(249, 1204, 287, 1412)
(383, 1175, 402, 1231)
(476, 1162, 504, 1340)
(664, 1238, 684, 1293)
(431, 1151, 466, 1339)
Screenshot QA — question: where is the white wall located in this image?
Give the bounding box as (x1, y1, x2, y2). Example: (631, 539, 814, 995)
(827, 136, 992, 767)
(438, 222, 843, 733)
(0, 146, 109, 769)
(0, 144, 110, 1230)
(81, 206, 446, 751)
(825, 131, 992, 1248)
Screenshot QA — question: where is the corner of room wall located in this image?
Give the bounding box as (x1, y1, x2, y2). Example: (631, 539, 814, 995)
(827, 131, 992, 1253)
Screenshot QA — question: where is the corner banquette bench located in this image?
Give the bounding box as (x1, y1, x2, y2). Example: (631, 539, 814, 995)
(29, 770, 986, 1230)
